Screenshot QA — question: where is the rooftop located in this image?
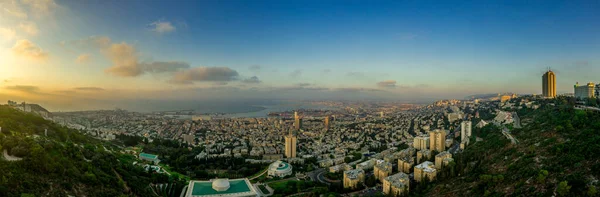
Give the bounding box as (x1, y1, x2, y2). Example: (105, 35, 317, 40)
(140, 153, 158, 160)
(187, 178, 257, 197)
(344, 169, 365, 179)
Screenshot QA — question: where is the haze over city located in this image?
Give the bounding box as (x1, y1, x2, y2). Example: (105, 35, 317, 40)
(1, 0, 599, 111)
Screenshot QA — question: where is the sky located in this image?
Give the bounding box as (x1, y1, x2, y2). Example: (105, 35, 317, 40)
(0, 0, 599, 111)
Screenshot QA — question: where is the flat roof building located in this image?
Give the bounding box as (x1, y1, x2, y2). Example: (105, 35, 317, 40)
(139, 152, 160, 164)
(574, 82, 595, 99)
(414, 161, 437, 182)
(185, 178, 258, 197)
(374, 161, 393, 182)
(383, 172, 410, 197)
(343, 169, 365, 189)
(435, 151, 452, 170)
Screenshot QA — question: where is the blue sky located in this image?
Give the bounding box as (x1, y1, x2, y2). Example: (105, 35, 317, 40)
(1, 0, 599, 110)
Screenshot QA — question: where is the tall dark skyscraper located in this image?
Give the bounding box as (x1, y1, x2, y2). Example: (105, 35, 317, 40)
(542, 69, 556, 98)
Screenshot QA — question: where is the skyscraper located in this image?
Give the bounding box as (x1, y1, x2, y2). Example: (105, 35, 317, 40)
(429, 129, 446, 152)
(324, 115, 330, 131)
(285, 130, 297, 158)
(542, 70, 556, 98)
(294, 111, 302, 131)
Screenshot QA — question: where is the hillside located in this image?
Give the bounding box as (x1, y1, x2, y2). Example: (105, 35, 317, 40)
(423, 97, 600, 197)
(0, 105, 185, 197)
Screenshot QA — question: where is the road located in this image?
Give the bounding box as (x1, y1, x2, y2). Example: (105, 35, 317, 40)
(248, 169, 267, 180)
(501, 126, 519, 144)
(2, 150, 22, 161)
(307, 168, 325, 183)
(512, 112, 522, 128)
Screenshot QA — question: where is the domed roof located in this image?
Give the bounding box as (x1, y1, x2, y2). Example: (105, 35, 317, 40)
(212, 179, 230, 191)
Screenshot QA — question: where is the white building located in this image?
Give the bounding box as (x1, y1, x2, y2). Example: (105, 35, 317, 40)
(574, 82, 595, 99)
(267, 160, 293, 178)
(460, 121, 472, 142)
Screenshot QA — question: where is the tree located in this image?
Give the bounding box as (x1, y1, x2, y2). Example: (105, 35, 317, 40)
(537, 170, 549, 183)
(588, 185, 597, 197)
(557, 181, 571, 196)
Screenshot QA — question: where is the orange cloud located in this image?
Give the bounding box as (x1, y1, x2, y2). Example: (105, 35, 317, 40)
(11, 39, 48, 61)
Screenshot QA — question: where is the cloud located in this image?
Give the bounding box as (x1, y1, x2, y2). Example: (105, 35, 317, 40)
(103, 42, 190, 77)
(296, 83, 312, 87)
(5, 85, 40, 93)
(241, 76, 261, 84)
(290, 70, 302, 77)
(170, 67, 239, 84)
(75, 54, 91, 63)
(0, 0, 28, 19)
(377, 80, 397, 88)
(249, 65, 261, 72)
(142, 61, 190, 73)
(18, 22, 38, 36)
(74, 87, 104, 91)
(104, 42, 142, 76)
(334, 87, 384, 92)
(148, 20, 175, 34)
(62, 36, 111, 48)
(20, 0, 59, 17)
(11, 39, 48, 61)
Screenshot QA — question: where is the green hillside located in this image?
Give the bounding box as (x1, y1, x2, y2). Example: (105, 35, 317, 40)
(423, 97, 600, 197)
(0, 105, 185, 197)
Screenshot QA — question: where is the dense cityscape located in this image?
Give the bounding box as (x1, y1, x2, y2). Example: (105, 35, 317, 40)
(2, 69, 600, 196)
(1, 1, 599, 197)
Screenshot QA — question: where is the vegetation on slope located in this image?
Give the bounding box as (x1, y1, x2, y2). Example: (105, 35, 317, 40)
(426, 97, 600, 197)
(0, 106, 185, 197)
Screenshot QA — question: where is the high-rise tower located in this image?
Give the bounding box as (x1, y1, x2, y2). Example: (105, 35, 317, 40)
(294, 111, 302, 130)
(542, 69, 556, 98)
(284, 129, 297, 158)
(324, 115, 330, 131)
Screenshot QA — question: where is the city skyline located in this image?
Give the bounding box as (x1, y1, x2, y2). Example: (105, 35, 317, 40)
(1, 0, 600, 111)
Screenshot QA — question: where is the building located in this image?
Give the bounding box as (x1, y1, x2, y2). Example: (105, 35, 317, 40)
(294, 111, 302, 130)
(574, 82, 595, 99)
(447, 113, 463, 123)
(397, 157, 414, 173)
(434, 151, 452, 170)
(429, 129, 446, 152)
(460, 121, 472, 142)
(329, 163, 353, 173)
(416, 149, 432, 164)
(284, 130, 297, 158)
(414, 161, 437, 182)
(355, 159, 377, 170)
(267, 160, 293, 178)
(412, 135, 430, 150)
(185, 178, 259, 197)
(596, 84, 600, 98)
(343, 169, 365, 189)
(324, 115, 330, 131)
(139, 153, 160, 164)
(382, 172, 410, 197)
(374, 161, 393, 182)
(542, 70, 556, 98)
